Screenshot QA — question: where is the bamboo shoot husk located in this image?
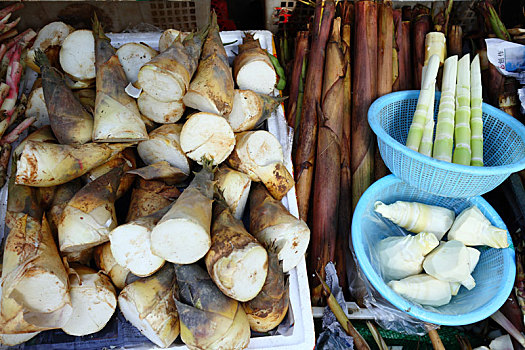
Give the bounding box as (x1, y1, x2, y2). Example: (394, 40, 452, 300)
(58, 167, 122, 252)
(92, 16, 147, 142)
(62, 248, 93, 265)
(393, 10, 412, 91)
(286, 31, 309, 128)
(293, 0, 335, 220)
(126, 178, 180, 222)
(93, 242, 133, 290)
(412, 5, 432, 89)
(205, 199, 268, 302)
(1, 214, 72, 330)
(47, 179, 82, 236)
(352, 0, 378, 209)
(15, 141, 130, 187)
(448, 25, 462, 57)
(215, 165, 251, 220)
(183, 12, 234, 116)
(310, 17, 345, 301)
(174, 264, 250, 350)
(127, 161, 188, 185)
(250, 183, 310, 273)
(119, 264, 179, 348)
(242, 250, 289, 332)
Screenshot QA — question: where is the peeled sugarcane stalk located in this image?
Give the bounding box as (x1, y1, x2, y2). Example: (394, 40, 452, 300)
(174, 264, 250, 350)
(233, 33, 276, 95)
(92, 16, 147, 142)
(1, 215, 72, 329)
(310, 17, 345, 302)
(228, 130, 294, 201)
(138, 124, 190, 175)
(433, 55, 458, 162)
(47, 179, 82, 235)
(15, 141, 130, 187)
(452, 54, 471, 165)
(286, 30, 308, 129)
(393, 10, 412, 91)
(58, 167, 122, 252)
(180, 112, 236, 166)
(205, 196, 268, 302)
(215, 165, 251, 220)
(137, 91, 184, 124)
(119, 264, 180, 348)
(126, 178, 180, 222)
(337, 1, 353, 298)
(93, 242, 134, 290)
(418, 84, 436, 157)
(34, 50, 93, 145)
(84, 148, 136, 199)
(470, 54, 483, 167)
(406, 55, 440, 151)
(138, 23, 207, 102)
(376, 0, 393, 180)
(352, 0, 377, 209)
(61, 265, 117, 336)
(250, 183, 310, 273)
(151, 160, 214, 264)
(294, 0, 335, 220)
(226, 90, 283, 132)
(183, 12, 234, 115)
(448, 25, 462, 57)
(110, 206, 169, 277)
(412, 5, 432, 89)
(242, 250, 288, 332)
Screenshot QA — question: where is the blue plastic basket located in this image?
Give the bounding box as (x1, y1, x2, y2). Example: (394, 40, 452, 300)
(368, 90, 525, 198)
(352, 175, 516, 326)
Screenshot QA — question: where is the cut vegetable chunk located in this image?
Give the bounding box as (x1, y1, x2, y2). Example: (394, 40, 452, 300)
(59, 29, 96, 81)
(27, 21, 73, 73)
(26, 87, 49, 128)
(94, 242, 134, 290)
(226, 90, 282, 132)
(388, 274, 452, 307)
(116, 43, 157, 85)
(137, 91, 184, 124)
(215, 165, 251, 220)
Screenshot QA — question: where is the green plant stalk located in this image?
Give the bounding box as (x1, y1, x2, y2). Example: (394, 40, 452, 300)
(470, 54, 483, 166)
(295, 56, 307, 140)
(418, 82, 435, 156)
(267, 51, 286, 90)
(487, 2, 511, 41)
(406, 54, 440, 151)
(433, 55, 458, 162)
(452, 54, 471, 165)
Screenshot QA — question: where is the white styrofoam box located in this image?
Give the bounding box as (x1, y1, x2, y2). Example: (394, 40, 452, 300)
(5, 30, 315, 350)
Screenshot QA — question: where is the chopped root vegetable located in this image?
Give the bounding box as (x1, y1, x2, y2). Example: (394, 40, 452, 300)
(226, 90, 283, 132)
(27, 21, 74, 73)
(180, 112, 235, 165)
(158, 29, 188, 52)
(61, 265, 117, 336)
(35, 50, 93, 145)
(126, 178, 180, 222)
(215, 165, 251, 220)
(205, 198, 268, 302)
(138, 91, 184, 124)
(110, 206, 169, 277)
(26, 86, 49, 128)
(250, 184, 310, 273)
(59, 29, 96, 81)
(1, 214, 72, 328)
(233, 33, 276, 95)
(94, 242, 133, 290)
(183, 13, 234, 116)
(92, 18, 148, 143)
(174, 264, 251, 350)
(119, 264, 179, 348)
(58, 167, 122, 253)
(137, 124, 190, 175)
(15, 141, 130, 187)
(151, 161, 214, 264)
(116, 43, 157, 86)
(242, 250, 289, 332)
(228, 130, 293, 200)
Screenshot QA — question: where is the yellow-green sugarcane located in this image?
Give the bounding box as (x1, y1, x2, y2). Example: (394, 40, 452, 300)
(406, 54, 440, 151)
(418, 83, 435, 157)
(452, 54, 471, 165)
(470, 54, 483, 167)
(433, 55, 458, 162)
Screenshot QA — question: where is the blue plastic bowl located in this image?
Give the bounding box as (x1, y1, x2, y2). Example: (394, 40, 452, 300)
(352, 175, 516, 326)
(368, 91, 525, 198)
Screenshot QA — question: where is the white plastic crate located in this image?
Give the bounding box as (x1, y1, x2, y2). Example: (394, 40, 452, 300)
(1, 30, 315, 350)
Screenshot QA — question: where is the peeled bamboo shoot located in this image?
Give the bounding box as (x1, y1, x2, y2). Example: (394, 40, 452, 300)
(215, 165, 251, 220)
(137, 91, 184, 124)
(226, 90, 282, 132)
(93, 242, 134, 290)
(470, 54, 483, 166)
(452, 54, 471, 165)
(388, 274, 452, 307)
(59, 29, 95, 81)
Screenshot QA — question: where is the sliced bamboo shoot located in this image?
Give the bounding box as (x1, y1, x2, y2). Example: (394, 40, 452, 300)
(180, 112, 235, 165)
(137, 91, 184, 124)
(93, 242, 133, 290)
(26, 86, 49, 128)
(61, 265, 117, 336)
(226, 90, 282, 132)
(215, 165, 251, 220)
(59, 29, 96, 81)
(58, 167, 121, 252)
(119, 264, 179, 348)
(116, 43, 157, 86)
(250, 183, 310, 273)
(27, 21, 74, 73)
(158, 29, 188, 52)
(137, 124, 190, 175)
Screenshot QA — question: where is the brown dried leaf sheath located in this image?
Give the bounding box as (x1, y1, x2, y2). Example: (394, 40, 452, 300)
(126, 179, 180, 222)
(286, 31, 309, 128)
(412, 5, 431, 89)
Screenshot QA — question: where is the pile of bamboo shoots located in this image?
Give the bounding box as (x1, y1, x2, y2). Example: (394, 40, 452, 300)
(0, 8, 310, 349)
